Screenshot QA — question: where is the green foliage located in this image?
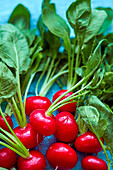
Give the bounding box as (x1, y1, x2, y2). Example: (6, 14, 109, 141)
(0, 24, 30, 74)
(42, 7, 71, 54)
(8, 4, 30, 30)
(88, 95, 113, 155)
(66, 0, 91, 32)
(0, 63, 17, 102)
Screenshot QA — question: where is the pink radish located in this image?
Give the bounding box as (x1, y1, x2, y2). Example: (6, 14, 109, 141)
(52, 89, 77, 113)
(0, 114, 13, 132)
(0, 148, 17, 169)
(81, 155, 108, 170)
(46, 142, 78, 169)
(25, 96, 51, 116)
(13, 123, 43, 149)
(29, 109, 57, 136)
(17, 150, 46, 170)
(54, 111, 78, 142)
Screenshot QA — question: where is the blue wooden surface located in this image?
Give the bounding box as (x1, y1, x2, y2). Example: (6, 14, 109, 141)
(0, 0, 113, 169)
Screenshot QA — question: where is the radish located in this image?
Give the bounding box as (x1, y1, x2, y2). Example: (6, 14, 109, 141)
(0, 114, 13, 132)
(13, 123, 43, 149)
(81, 155, 108, 170)
(17, 150, 46, 170)
(74, 131, 104, 153)
(29, 82, 89, 137)
(0, 148, 17, 169)
(54, 111, 78, 142)
(29, 109, 57, 136)
(52, 89, 77, 113)
(46, 142, 78, 169)
(25, 96, 51, 116)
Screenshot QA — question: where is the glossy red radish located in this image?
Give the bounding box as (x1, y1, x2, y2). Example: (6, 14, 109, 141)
(81, 156, 108, 170)
(0, 114, 13, 132)
(29, 109, 57, 136)
(46, 142, 78, 169)
(0, 148, 17, 169)
(52, 89, 77, 113)
(17, 150, 46, 170)
(54, 111, 78, 142)
(13, 123, 43, 149)
(25, 96, 51, 116)
(74, 131, 104, 153)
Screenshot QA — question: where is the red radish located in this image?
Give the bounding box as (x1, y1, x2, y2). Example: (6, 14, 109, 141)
(13, 123, 43, 149)
(0, 148, 17, 169)
(0, 114, 13, 132)
(46, 142, 78, 169)
(54, 111, 78, 142)
(74, 131, 104, 153)
(25, 96, 51, 116)
(17, 150, 46, 170)
(29, 109, 57, 136)
(52, 89, 77, 113)
(81, 155, 108, 170)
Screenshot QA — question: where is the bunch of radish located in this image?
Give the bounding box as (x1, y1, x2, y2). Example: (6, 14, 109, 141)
(0, 89, 108, 170)
(0, 0, 112, 169)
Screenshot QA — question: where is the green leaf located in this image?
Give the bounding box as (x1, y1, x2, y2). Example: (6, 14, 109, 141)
(89, 68, 105, 89)
(23, 28, 36, 47)
(0, 24, 30, 74)
(81, 38, 95, 64)
(42, 0, 56, 12)
(37, 14, 45, 45)
(96, 7, 113, 35)
(76, 67, 85, 77)
(0, 62, 17, 102)
(30, 36, 41, 56)
(78, 106, 100, 127)
(66, 0, 91, 32)
(45, 31, 61, 56)
(42, 7, 71, 53)
(85, 39, 106, 76)
(8, 4, 30, 30)
(88, 95, 113, 154)
(84, 9, 107, 43)
(95, 119, 107, 138)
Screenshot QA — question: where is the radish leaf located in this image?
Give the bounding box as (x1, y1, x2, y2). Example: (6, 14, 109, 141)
(42, 7, 71, 54)
(0, 62, 17, 102)
(0, 24, 30, 74)
(66, 0, 91, 32)
(84, 9, 107, 43)
(88, 95, 113, 155)
(78, 106, 99, 127)
(8, 4, 30, 30)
